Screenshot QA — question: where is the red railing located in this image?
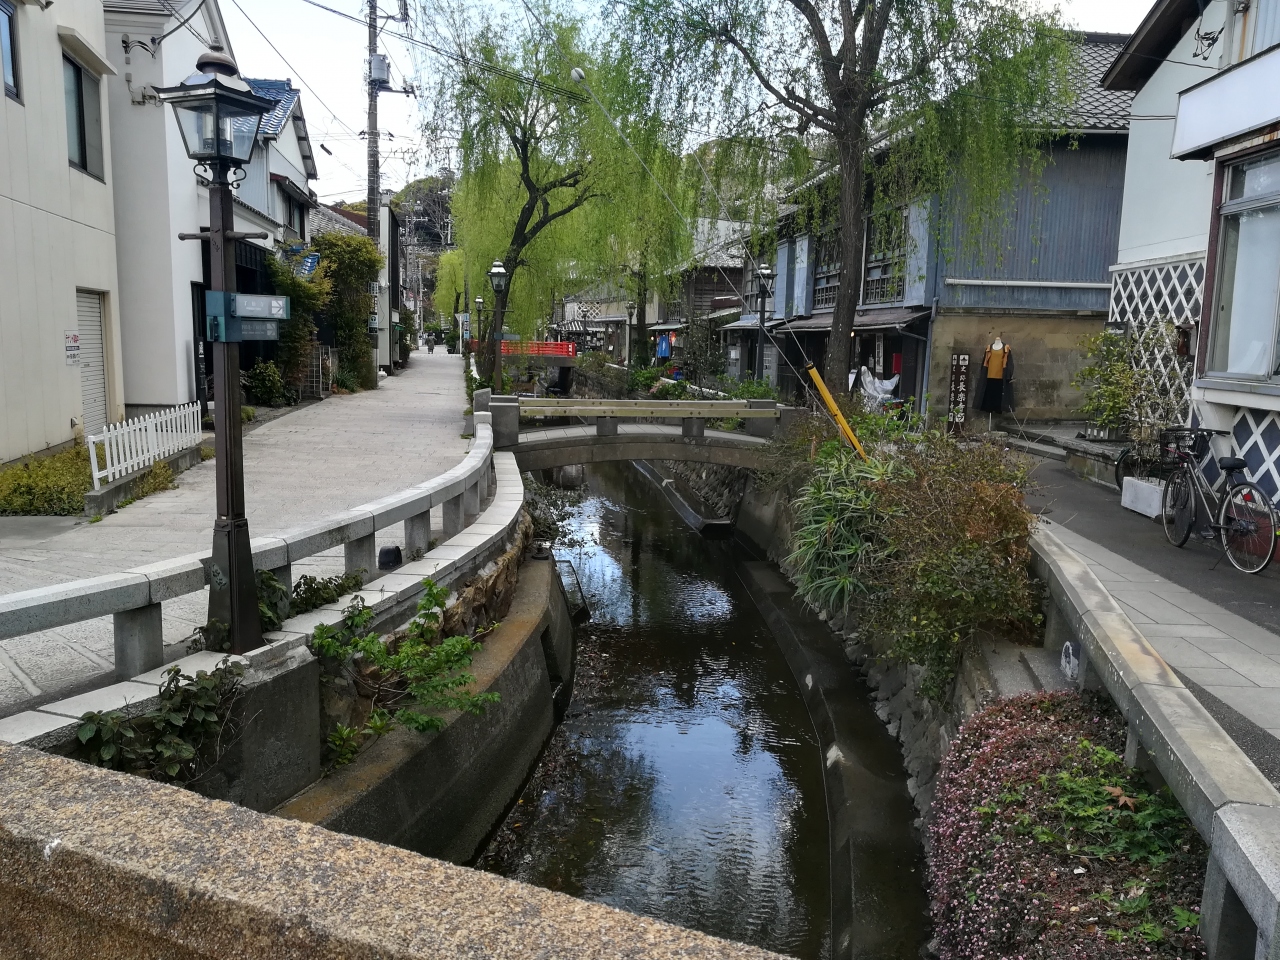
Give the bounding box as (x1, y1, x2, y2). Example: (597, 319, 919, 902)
(468, 340, 577, 357)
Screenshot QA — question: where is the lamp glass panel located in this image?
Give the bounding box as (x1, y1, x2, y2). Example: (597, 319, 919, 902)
(218, 100, 263, 164)
(173, 99, 218, 159)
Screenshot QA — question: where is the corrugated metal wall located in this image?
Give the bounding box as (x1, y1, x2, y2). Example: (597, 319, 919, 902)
(936, 136, 1126, 312)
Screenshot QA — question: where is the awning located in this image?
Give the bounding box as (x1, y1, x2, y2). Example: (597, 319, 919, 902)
(648, 322, 686, 332)
(776, 316, 832, 332)
(554, 317, 586, 333)
(718, 316, 787, 331)
(852, 306, 931, 332)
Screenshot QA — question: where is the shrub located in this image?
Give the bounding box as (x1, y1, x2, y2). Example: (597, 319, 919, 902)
(930, 693, 1206, 959)
(652, 379, 687, 400)
(1074, 326, 1187, 437)
(627, 366, 663, 394)
(133, 460, 175, 499)
(331, 369, 359, 393)
(73, 659, 245, 784)
(241, 405, 256, 423)
(309, 580, 499, 746)
(787, 430, 1037, 697)
(244, 359, 290, 407)
(0, 445, 92, 516)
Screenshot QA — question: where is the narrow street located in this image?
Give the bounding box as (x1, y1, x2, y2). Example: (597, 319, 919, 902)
(1026, 457, 1280, 782)
(0, 353, 468, 713)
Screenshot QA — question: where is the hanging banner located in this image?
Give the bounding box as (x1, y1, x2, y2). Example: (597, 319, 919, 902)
(946, 353, 970, 432)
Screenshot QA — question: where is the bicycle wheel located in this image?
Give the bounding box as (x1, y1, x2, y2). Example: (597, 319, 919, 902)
(1162, 467, 1195, 547)
(1219, 481, 1277, 574)
(1114, 448, 1135, 491)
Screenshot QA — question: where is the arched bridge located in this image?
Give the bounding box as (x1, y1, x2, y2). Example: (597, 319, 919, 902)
(478, 396, 795, 471)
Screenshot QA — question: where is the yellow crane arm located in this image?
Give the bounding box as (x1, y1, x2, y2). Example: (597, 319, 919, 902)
(805, 362, 869, 461)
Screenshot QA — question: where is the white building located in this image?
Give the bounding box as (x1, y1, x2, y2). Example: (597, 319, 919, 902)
(102, 0, 317, 415)
(1104, 0, 1280, 503)
(374, 191, 402, 375)
(0, 0, 125, 463)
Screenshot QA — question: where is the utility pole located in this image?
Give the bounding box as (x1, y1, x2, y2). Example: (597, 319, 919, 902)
(366, 0, 379, 245)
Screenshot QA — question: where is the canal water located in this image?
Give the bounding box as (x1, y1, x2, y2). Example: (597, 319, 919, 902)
(479, 463, 914, 958)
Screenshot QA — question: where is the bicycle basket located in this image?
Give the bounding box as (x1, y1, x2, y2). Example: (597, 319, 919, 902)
(1159, 428, 1210, 463)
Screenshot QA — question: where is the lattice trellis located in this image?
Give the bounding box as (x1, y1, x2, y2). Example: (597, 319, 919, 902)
(1109, 259, 1204, 426)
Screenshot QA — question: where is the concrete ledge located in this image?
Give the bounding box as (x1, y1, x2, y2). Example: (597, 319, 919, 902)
(127, 553, 210, 603)
(0, 740, 781, 959)
(1212, 804, 1280, 946)
(0, 574, 150, 640)
(82, 443, 205, 517)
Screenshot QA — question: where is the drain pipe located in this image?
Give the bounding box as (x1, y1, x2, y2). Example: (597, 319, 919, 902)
(920, 296, 938, 420)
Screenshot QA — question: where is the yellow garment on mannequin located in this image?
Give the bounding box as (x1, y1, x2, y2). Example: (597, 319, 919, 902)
(983, 344, 1010, 379)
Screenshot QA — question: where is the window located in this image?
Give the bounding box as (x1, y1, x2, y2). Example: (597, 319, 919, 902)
(64, 57, 103, 179)
(1208, 152, 1280, 379)
(1, 0, 18, 101)
(862, 209, 908, 305)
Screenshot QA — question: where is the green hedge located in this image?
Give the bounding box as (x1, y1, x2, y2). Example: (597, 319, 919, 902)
(0, 445, 92, 516)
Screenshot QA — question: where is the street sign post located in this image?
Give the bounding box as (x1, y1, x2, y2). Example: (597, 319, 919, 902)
(205, 292, 288, 342)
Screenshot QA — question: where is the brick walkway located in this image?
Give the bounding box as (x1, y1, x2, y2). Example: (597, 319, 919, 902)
(0, 353, 468, 713)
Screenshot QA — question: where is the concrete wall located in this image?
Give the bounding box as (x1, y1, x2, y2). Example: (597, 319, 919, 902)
(275, 558, 575, 865)
(925, 311, 1104, 422)
(0, 0, 126, 462)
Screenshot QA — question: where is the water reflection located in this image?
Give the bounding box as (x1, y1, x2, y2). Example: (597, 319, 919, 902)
(481, 463, 830, 959)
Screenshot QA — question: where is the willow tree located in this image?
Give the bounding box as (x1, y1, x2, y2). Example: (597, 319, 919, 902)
(412, 2, 700, 381)
(616, 0, 1075, 391)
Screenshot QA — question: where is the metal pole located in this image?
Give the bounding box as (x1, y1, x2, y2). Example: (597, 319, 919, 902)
(492, 297, 503, 391)
(207, 161, 263, 654)
(366, 0, 379, 245)
(755, 274, 767, 381)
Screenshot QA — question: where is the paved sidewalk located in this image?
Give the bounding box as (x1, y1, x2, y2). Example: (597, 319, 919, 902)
(0, 353, 468, 713)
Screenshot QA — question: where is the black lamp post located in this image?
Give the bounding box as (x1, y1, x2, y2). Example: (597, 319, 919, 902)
(487, 260, 509, 391)
(755, 262, 774, 381)
(156, 52, 275, 654)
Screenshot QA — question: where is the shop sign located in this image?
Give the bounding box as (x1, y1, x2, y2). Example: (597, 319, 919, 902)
(946, 353, 970, 432)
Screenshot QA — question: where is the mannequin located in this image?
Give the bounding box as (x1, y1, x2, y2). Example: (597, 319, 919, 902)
(979, 337, 1011, 414)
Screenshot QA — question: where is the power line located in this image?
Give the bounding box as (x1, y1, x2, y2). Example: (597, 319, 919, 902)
(292, 0, 590, 103)
(226, 0, 361, 138)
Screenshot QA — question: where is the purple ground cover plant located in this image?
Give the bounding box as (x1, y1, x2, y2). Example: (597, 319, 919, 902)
(929, 693, 1207, 958)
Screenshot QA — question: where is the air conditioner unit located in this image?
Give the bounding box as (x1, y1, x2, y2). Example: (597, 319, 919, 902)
(368, 314, 380, 333)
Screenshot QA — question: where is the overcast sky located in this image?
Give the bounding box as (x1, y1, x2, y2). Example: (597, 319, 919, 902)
(217, 0, 1155, 206)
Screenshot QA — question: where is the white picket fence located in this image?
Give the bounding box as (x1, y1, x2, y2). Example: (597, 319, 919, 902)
(87, 403, 203, 490)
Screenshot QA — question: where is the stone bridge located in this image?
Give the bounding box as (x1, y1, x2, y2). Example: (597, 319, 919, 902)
(477, 395, 795, 472)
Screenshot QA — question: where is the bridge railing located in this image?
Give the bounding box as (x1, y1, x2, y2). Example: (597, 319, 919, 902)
(0, 417, 499, 685)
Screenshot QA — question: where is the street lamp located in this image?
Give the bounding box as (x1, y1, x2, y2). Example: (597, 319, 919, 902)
(156, 52, 275, 654)
(487, 260, 509, 391)
(755, 262, 774, 381)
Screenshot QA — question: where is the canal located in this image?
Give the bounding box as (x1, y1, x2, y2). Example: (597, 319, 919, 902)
(478, 462, 923, 958)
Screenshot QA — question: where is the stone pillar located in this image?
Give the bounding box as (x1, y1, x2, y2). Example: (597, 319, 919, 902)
(443, 493, 465, 538)
(746, 399, 777, 438)
(478, 455, 492, 500)
(472, 387, 492, 413)
(113, 603, 164, 680)
(405, 511, 431, 560)
(490, 400, 519, 449)
(345, 533, 376, 580)
(682, 417, 705, 438)
(268, 564, 292, 597)
(464, 478, 481, 523)
(596, 417, 618, 437)
(1200, 857, 1259, 960)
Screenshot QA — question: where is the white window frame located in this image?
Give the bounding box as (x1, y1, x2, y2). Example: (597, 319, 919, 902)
(1, 0, 18, 102)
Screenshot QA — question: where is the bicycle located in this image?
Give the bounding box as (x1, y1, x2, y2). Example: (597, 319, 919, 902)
(1160, 427, 1278, 574)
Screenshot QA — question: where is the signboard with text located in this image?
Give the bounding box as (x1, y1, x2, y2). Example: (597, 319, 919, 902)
(64, 331, 81, 365)
(946, 353, 970, 433)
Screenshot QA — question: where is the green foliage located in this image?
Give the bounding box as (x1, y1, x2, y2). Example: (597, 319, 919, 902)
(0, 444, 92, 516)
(627, 366, 663, 394)
(327, 724, 363, 766)
(309, 579, 499, 738)
(241, 405, 256, 423)
(786, 430, 1038, 696)
(311, 232, 383, 390)
(291, 571, 364, 615)
(244, 359, 290, 408)
(73, 659, 244, 783)
(331, 369, 359, 393)
(267, 254, 331, 389)
(398, 306, 418, 359)
(256, 569, 292, 633)
(1074, 326, 1187, 437)
(199, 446, 215, 461)
(130, 461, 176, 501)
(652, 380, 687, 400)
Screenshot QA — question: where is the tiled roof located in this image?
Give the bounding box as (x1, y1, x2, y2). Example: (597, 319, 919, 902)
(243, 78, 299, 137)
(1063, 33, 1135, 131)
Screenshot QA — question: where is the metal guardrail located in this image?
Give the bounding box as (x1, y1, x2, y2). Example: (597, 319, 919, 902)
(0, 419, 499, 682)
(88, 403, 203, 490)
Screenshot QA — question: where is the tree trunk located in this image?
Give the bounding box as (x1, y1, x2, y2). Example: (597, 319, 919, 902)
(826, 128, 867, 395)
(634, 270, 649, 366)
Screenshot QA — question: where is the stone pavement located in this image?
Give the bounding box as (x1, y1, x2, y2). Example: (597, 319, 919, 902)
(0, 353, 469, 714)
